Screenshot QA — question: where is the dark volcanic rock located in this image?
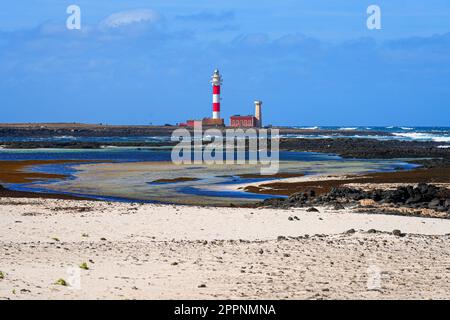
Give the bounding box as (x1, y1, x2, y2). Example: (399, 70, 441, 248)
(280, 138, 450, 161)
(392, 230, 405, 237)
(1, 140, 176, 149)
(428, 198, 441, 209)
(445, 199, 450, 208)
(259, 183, 450, 216)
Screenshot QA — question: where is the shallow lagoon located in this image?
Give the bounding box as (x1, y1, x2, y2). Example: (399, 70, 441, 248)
(0, 148, 417, 205)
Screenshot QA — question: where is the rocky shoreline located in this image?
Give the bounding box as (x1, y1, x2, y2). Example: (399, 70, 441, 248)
(0, 123, 391, 138)
(279, 138, 450, 160)
(259, 183, 450, 218)
(247, 138, 450, 216)
(0, 141, 176, 149)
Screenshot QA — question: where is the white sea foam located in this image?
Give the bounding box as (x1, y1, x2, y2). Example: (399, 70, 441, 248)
(400, 127, 414, 130)
(437, 145, 450, 149)
(299, 126, 319, 130)
(392, 132, 450, 142)
(338, 127, 357, 131)
(53, 135, 77, 139)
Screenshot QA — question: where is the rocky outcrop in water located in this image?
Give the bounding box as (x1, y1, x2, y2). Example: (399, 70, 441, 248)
(279, 138, 450, 161)
(0, 141, 175, 149)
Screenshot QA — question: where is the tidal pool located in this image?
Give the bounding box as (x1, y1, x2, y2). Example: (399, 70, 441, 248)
(11, 155, 417, 205)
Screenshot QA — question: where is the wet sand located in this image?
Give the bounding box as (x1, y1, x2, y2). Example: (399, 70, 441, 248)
(0, 160, 94, 200)
(1, 197, 450, 300)
(0, 160, 78, 183)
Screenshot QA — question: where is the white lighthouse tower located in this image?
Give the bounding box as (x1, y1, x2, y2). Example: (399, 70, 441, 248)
(254, 100, 263, 128)
(211, 69, 223, 119)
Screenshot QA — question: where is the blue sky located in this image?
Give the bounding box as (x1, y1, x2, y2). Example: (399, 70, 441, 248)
(0, 1, 450, 126)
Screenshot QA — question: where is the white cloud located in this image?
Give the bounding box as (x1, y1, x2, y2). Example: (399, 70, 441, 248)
(100, 9, 160, 29)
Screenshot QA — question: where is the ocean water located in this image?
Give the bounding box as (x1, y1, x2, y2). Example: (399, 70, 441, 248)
(0, 126, 449, 144)
(283, 126, 450, 143)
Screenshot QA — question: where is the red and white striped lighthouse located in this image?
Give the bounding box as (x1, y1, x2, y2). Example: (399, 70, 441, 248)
(211, 69, 223, 119)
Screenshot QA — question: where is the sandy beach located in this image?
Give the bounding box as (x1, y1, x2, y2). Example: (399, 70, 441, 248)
(1, 197, 450, 300)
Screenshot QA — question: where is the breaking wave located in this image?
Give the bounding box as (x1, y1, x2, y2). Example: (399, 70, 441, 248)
(392, 132, 450, 142)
